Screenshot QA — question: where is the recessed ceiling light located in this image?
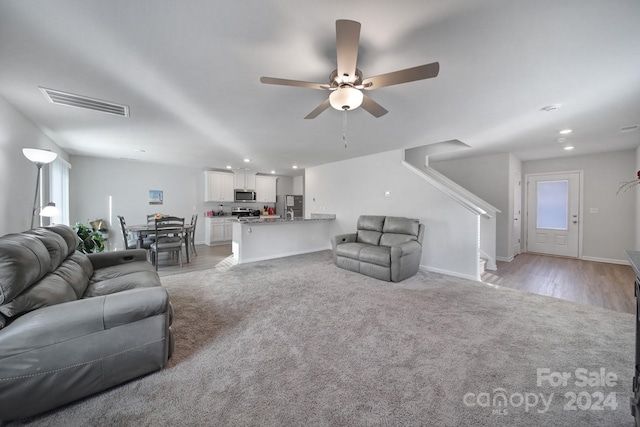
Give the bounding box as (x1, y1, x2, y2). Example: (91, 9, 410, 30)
(564, 146, 575, 151)
(270, 170, 276, 174)
(226, 165, 232, 169)
(556, 137, 567, 143)
(243, 158, 251, 163)
(292, 165, 298, 169)
(541, 104, 562, 112)
(559, 129, 572, 135)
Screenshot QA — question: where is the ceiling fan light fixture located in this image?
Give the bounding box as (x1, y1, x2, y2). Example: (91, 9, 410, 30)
(329, 86, 363, 111)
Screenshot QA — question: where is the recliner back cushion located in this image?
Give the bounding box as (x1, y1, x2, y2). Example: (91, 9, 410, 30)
(356, 215, 385, 245)
(379, 217, 420, 247)
(0, 272, 79, 318)
(46, 224, 80, 257)
(0, 234, 51, 304)
(382, 217, 419, 236)
(26, 228, 69, 271)
(0, 253, 91, 318)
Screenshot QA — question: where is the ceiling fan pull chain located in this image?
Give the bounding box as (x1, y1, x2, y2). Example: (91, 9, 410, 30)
(342, 109, 348, 148)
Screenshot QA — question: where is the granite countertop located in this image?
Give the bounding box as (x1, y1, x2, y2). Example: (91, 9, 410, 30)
(236, 214, 336, 224)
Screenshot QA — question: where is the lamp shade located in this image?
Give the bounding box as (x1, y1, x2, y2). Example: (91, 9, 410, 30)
(329, 87, 364, 111)
(40, 202, 59, 217)
(23, 148, 57, 165)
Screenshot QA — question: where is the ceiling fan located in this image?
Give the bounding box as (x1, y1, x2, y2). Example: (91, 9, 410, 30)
(260, 19, 439, 119)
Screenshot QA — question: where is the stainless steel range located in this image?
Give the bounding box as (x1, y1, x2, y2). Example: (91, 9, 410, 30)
(231, 207, 261, 217)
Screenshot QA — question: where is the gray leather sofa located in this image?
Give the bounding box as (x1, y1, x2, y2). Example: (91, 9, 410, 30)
(331, 215, 424, 282)
(0, 224, 174, 423)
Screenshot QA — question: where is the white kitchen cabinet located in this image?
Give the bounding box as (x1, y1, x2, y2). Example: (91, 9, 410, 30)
(204, 171, 234, 202)
(233, 172, 256, 190)
(204, 217, 233, 245)
(255, 175, 278, 203)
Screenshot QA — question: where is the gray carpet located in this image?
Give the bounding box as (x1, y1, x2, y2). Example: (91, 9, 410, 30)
(13, 251, 635, 426)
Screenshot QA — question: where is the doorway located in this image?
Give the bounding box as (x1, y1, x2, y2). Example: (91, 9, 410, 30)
(525, 171, 582, 258)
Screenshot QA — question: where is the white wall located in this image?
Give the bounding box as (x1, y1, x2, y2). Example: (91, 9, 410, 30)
(0, 95, 68, 235)
(523, 150, 635, 263)
(431, 153, 516, 260)
(70, 156, 290, 250)
(70, 156, 203, 250)
(305, 149, 479, 279)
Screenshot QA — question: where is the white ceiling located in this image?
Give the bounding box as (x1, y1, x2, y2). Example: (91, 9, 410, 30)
(1, 0, 639, 177)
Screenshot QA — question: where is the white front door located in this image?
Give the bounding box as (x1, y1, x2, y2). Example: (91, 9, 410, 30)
(526, 172, 581, 258)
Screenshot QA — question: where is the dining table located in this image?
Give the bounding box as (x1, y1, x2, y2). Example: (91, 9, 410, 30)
(128, 223, 194, 263)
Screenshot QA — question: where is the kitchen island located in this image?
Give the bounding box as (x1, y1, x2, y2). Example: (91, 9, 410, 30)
(232, 214, 336, 264)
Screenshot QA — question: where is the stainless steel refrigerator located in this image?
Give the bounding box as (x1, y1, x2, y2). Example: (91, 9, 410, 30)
(281, 195, 303, 218)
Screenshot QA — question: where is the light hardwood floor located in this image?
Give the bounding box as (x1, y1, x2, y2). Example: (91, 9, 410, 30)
(155, 243, 235, 278)
(482, 253, 636, 314)
(156, 246, 637, 315)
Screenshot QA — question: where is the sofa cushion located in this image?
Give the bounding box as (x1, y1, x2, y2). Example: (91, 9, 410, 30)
(380, 233, 418, 247)
(356, 230, 382, 245)
(380, 217, 420, 247)
(335, 242, 371, 260)
(25, 228, 69, 271)
(0, 271, 78, 318)
(382, 216, 419, 236)
(83, 270, 162, 298)
(0, 234, 51, 304)
(46, 224, 80, 258)
(359, 245, 391, 267)
(89, 260, 156, 283)
(357, 215, 385, 232)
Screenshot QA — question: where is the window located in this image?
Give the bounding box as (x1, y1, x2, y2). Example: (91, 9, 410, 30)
(49, 158, 71, 225)
(536, 180, 568, 230)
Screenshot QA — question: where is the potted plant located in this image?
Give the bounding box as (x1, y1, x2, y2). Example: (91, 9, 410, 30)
(72, 222, 105, 253)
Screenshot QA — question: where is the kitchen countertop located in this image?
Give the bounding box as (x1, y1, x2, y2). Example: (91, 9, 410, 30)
(236, 214, 336, 224)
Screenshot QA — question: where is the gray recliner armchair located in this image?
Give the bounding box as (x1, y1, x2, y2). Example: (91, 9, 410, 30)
(331, 215, 425, 282)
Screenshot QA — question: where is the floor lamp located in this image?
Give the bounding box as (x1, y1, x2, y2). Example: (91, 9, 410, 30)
(23, 148, 58, 229)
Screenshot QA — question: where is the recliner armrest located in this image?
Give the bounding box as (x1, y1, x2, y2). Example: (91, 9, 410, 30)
(87, 249, 149, 270)
(331, 233, 357, 250)
(0, 287, 170, 359)
(390, 240, 422, 260)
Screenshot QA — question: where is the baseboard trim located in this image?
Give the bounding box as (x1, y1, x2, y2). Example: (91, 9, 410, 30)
(496, 256, 514, 263)
(421, 265, 479, 282)
(580, 256, 630, 266)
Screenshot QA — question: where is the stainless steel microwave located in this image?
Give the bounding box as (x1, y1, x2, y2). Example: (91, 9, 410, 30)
(234, 190, 256, 202)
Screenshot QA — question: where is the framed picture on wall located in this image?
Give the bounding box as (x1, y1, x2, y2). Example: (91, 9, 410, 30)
(149, 190, 163, 205)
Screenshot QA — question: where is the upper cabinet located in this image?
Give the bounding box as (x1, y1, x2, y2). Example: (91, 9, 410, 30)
(255, 175, 278, 203)
(234, 172, 256, 190)
(204, 171, 234, 202)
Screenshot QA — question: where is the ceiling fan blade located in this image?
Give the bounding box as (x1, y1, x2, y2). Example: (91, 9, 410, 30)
(260, 77, 328, 90)
(335, 20, 361, 83)
(360, 94, 388, 118)
(362, 62, 440, 90)
(304, 98, 331, 119)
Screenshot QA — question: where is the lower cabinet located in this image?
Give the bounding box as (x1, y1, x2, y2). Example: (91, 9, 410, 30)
(204, 217, 233, 245)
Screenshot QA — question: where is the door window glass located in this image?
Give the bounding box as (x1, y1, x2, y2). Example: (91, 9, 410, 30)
(536, 180, 568, 230)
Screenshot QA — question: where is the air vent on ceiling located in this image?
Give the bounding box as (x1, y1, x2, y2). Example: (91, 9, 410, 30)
(620, 125, 639, 133)
(39, 87, 129, 117)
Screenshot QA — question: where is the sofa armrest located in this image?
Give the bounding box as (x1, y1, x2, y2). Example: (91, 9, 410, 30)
(0, 287, 172, 422)
(0, 287, 169, 359)
(331, 233, 357, 250)
(86, 249, 149, 270)
(390, 240, 423, 282)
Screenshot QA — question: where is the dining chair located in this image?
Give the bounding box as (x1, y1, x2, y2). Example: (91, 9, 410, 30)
(149, 216, 185, 270)
(189, 214, 198, 256)
(117, 215, 153, 250)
